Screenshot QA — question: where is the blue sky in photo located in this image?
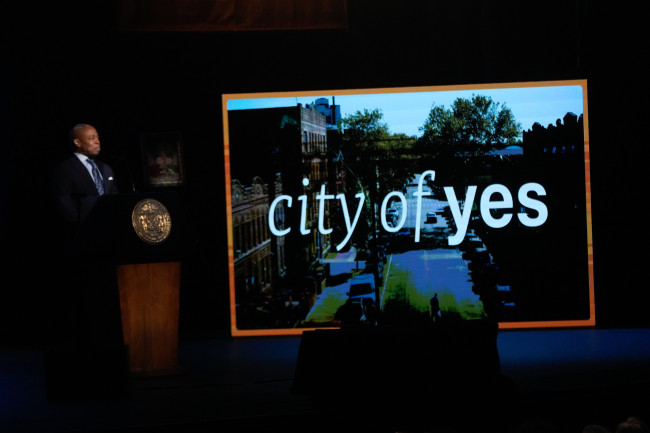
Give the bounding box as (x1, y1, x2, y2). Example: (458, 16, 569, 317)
(226, 82, 586, 139)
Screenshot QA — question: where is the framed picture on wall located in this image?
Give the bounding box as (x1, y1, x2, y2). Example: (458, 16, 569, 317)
(140, 132, 185, 188)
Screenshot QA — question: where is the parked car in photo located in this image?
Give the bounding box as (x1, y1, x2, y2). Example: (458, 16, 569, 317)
(343, 273, 377, 325)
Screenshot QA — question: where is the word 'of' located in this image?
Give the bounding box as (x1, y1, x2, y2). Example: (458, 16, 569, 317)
(268, 170, 548, 250)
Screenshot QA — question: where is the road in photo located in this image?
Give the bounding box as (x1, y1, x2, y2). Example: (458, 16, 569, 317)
(382, 248, 484, 319)
(305, 174, 485, 326)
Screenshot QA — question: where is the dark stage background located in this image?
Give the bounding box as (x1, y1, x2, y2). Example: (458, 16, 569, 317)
(1, 0, 648, 344)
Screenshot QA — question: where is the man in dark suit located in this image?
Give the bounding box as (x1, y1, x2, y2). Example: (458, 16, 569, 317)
(52, 123, 119, 229)
(47, 124, 128, 397)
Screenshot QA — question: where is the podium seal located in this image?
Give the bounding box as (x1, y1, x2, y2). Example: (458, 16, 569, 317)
(131, 198, 172, 245)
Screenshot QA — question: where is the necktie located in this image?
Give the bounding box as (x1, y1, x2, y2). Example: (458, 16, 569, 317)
(87, 158, 105, 195)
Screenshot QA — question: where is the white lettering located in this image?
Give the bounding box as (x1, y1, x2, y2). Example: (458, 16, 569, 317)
(336, 192, 365, 251)
(518, 182, 548, 227)
(298, 195, 309, 235)
(481, 184, 513, 229)
(413, 170, 435, 242)
(445, 185, 477, 246)
(268, 195, 292, 236)
(266, 172, 550, 247)
(317, 184, 334, 234)
(380, 191, 407, 232)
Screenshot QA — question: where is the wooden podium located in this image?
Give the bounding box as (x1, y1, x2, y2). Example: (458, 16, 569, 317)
(81, 191, 186, 376)
(117, 261, 181, 375)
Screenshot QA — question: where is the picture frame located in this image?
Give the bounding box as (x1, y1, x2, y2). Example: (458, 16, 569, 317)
(140, 132, 185, 188)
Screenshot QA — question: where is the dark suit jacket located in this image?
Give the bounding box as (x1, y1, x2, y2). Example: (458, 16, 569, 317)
(51, 153, 120, 225)
(50, 154, 125, 356)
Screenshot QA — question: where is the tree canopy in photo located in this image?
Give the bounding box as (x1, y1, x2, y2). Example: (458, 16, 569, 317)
(418, 94, 521, 162)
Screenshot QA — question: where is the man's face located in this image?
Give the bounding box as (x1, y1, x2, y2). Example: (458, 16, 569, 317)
(74, 126, 101, 157)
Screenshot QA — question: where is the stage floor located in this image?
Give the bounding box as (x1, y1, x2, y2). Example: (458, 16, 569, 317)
(2, 327, 650, 433)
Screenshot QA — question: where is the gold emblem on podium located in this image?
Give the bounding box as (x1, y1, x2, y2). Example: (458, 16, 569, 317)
(132, 198, 172, 245)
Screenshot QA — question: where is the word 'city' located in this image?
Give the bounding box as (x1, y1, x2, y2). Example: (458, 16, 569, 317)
(268, 170, 548, 250)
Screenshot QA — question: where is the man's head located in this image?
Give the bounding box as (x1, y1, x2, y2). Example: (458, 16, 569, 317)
(70, 124, 100, 157)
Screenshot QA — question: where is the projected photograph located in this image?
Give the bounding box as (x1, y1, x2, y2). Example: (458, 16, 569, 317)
(223, 80, 593, 336)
